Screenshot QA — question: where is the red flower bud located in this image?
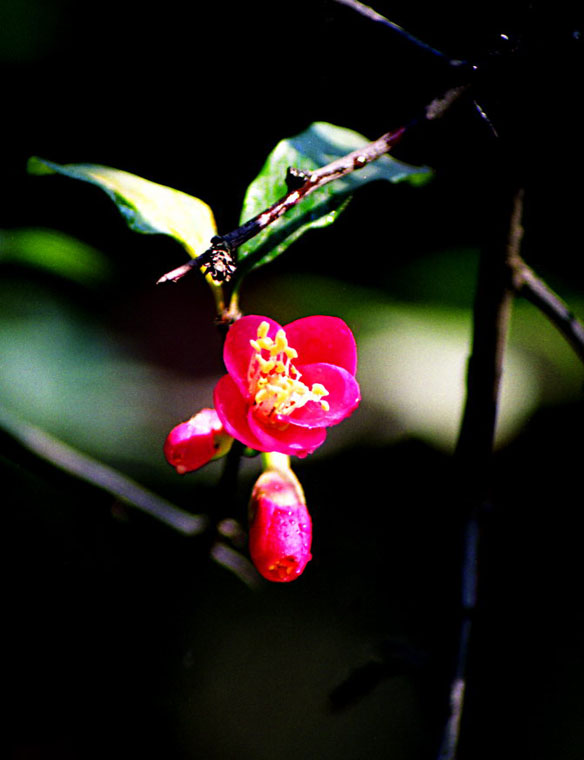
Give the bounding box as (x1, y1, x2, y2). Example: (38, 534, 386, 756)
(164, 408, 233, 474)
(248, 466, 312, 582)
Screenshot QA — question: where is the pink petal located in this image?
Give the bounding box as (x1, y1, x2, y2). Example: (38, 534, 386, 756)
(223, 315, 283, 400)
(213, 374, 266, 451)
(279, 363, 361, 429)
(284, 316, 357, 375)
(248, 408, 327, 458)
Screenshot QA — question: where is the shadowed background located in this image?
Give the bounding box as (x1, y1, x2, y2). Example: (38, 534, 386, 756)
(2, 1, 583, 758)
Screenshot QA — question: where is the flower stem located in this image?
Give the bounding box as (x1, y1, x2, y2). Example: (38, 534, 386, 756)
(261, 451, 291, 473)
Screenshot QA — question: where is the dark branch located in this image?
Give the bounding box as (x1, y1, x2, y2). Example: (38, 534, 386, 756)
(0, 405, 207, 536)
(440, 189, 525, 760)
(455, 189, 523, 471)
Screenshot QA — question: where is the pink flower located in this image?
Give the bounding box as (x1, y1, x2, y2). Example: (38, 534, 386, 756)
(164, 408, 233, 474)
(249, 467, 312, 582)
(214, 315, 360, 457)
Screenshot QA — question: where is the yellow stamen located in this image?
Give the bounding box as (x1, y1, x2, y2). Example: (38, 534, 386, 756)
(257, 356, 276, 373)
(248, 322, 331, 420)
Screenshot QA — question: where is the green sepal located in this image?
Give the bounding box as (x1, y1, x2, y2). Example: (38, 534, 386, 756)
(241, 446, 262, 458)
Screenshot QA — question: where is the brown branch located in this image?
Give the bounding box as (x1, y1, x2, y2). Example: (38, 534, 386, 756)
(157, 86, 470, 286)
(157, 125, 406, 285)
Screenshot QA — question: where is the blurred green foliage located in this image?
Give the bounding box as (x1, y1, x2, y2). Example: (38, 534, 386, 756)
(0, 228, 109, 283)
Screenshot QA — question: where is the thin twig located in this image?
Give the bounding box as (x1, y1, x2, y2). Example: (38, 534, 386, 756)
(331, 0, 467, 67)
(210, 542, 261, 589)
(512, 260, 584, 364)
(0, 405, 207, 536)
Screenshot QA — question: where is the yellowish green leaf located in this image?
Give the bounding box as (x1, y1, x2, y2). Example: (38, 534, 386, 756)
(28, 157, 216, 258)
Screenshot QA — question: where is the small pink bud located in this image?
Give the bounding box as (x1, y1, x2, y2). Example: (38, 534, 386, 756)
(248, 467, 312, 582)
(164, 408, 233, 474)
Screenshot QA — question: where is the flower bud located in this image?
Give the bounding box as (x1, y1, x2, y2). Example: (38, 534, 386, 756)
(248, 466, 312, 582)
(164, 408, 233, 474)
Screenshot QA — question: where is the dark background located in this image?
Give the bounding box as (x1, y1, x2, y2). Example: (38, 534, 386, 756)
(3, 1, 583, 758)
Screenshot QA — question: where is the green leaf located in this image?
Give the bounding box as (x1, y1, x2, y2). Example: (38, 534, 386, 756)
(238, 121, 431, 272)
(28, 157, 216, 258)
(0, 227, 110, 284)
